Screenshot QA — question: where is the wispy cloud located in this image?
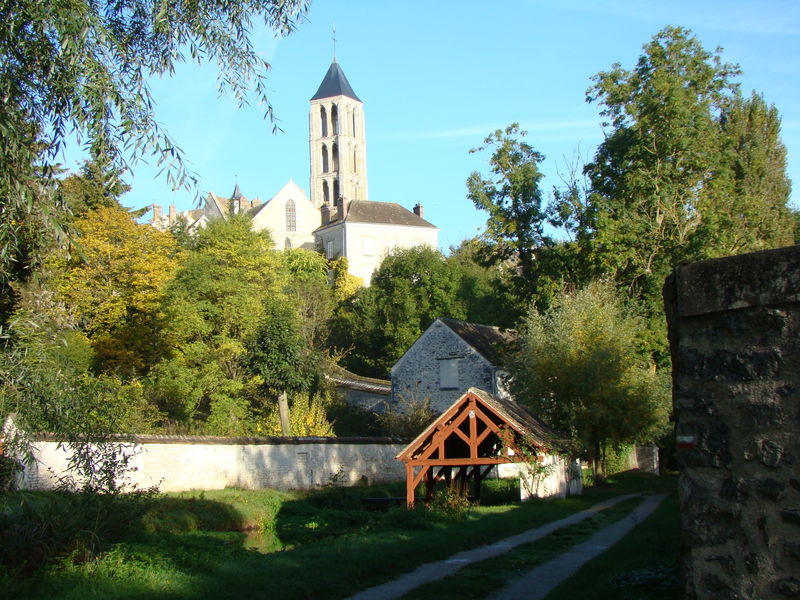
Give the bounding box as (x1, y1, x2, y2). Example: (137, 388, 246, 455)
(391, 120, 601, 142)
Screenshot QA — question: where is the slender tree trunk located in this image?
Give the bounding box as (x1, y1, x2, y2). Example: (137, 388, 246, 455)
(592, 439, 605, 485)
(278, 391, 292, 436)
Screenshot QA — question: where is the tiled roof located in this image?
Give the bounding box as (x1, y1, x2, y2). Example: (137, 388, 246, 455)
(310, 61, 361, 102)
(439, 318, 517, 366)
(467, 388, 557, 447)
(315, 201, 437, 231)
(326, 364, 391, 395)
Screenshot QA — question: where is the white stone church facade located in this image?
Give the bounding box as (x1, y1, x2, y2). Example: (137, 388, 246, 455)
(151, 60, 438, 284)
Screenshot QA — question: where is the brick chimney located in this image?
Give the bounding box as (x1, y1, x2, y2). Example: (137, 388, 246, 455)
(168, 204, 176, 226)
(239, 197, 250, 213)
(152, 204, 162, 222)
(321, 204, 330, 226)
(336, 197, 348, 221)
(413, 203, 424, 218)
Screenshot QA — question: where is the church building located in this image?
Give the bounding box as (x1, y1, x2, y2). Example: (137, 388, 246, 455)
(150, 59, 438, 284)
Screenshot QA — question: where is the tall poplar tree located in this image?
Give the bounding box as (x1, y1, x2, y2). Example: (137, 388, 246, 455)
(583, 26, 794, 363)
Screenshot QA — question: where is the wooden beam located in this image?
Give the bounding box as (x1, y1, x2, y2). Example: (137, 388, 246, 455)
(417, 407, 472, 461)
(469, 400, 478, 459)
(406, 463, 415, 508)
(407, 457, 512, 467)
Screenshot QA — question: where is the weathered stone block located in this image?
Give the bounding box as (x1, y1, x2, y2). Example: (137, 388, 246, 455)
(666, 245, 800, 600)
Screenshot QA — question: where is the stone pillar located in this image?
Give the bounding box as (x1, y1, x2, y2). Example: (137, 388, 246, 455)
(664, 245, 800, 600)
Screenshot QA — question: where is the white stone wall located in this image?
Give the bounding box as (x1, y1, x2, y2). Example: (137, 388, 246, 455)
(250, 181, 318, 251)
(344, 222, 439, 285)
(20, 439, 406, 492)
(498, 455, 582, 501)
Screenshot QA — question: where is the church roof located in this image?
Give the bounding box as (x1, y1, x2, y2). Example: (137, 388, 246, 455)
(315, 201, 437, 231)
(311, 60, 361, 102)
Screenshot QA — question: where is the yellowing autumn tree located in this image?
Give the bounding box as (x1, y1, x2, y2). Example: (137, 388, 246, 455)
(53, 204, 181, 375)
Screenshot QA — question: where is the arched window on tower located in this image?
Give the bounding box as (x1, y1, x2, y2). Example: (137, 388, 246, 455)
(352, 110, 357, 137)
(285, 199, 296, 232)
(332, 143, 339, 171)
(320, 106, 328, 137)
(333, 179, 339, 202)
(331, 105, 339, 135)
(323, 181, 330, 205)
(353, 147, 358, 174)
(322, 145, 329, 172)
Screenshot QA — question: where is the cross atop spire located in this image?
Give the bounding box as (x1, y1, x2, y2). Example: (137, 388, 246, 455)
(332, 23, 337, 62)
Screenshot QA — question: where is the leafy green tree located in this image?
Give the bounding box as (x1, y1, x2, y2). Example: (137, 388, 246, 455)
(151, 215, 283, 431)
(509, 282, 670, 482)
(330, 246, 466, 377)
(58, 161, 130, 219)
(707, 92, 794, 255)
(583, 26, 794, 364)
(282, 248, 334, 351)
(246, 300, 319, 395)
(446, 238, 520, 327)
(467, 124, 551, 287)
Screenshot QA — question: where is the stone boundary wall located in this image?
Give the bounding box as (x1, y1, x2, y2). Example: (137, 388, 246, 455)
(664, 244, 800, 600)
(498, 455, 582, 500)
(20, 435, 407, 492)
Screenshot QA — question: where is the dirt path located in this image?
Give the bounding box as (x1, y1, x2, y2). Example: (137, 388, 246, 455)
(346, 494, 645, 600)
(491, 493, 667, 600)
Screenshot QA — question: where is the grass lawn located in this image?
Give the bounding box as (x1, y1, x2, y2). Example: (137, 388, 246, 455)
(1, 471, 677, 600)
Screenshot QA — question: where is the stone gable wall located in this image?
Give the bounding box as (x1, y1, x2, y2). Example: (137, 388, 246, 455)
(391, 321, 496, 414)
(665, 244, 800, 600)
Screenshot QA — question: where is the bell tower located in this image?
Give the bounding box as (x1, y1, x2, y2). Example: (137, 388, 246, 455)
(309, 60, 368, 209)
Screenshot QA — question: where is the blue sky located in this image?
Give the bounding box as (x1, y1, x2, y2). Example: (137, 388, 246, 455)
(63, 0, 800, 251)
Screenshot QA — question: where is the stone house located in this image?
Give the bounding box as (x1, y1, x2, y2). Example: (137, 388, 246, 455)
(390, 318, 516, 414)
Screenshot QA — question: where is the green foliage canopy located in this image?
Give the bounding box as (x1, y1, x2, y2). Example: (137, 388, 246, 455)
(330, 246, 466, 377)
(509, 282, 670, 479)
(581, 26, 794, 364)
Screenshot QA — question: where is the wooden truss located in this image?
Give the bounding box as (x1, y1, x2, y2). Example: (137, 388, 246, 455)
(396, 389, 547, 508)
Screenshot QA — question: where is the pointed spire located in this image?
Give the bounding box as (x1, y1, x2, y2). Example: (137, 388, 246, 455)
(311, 61, 361, 102)
(231, 183, 242, 200)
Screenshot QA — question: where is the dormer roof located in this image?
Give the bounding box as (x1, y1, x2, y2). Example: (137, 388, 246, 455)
(311, 61, 361, 102)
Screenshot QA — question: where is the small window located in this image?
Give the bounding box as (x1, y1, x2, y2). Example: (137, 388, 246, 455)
(285, 199, 296, 232)
(322, 145, 329, 173)
(320, 106, 328, 137)
(440, 360, 459, 389)
(326, 241, 334, 259)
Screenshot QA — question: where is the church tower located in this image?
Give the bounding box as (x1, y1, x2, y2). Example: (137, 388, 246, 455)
(309, 60, 368, 209)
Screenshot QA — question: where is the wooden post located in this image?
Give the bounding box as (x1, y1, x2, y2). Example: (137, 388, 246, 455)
(406, 464, 415, 508)
(425, 467, 434, 502)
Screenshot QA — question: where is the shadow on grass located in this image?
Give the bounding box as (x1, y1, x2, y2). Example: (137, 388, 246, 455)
(4, 471, 677, 600)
